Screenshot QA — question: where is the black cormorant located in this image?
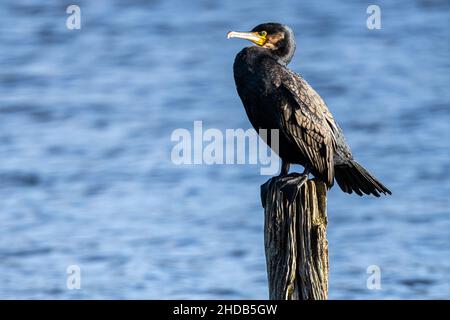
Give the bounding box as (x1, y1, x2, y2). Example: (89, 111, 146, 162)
(228, 23, 391, 200)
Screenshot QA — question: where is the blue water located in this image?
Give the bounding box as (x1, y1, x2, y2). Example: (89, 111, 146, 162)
(0, 0, 449, 299)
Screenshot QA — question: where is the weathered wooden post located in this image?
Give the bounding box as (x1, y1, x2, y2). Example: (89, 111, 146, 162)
(261, 177, 329, 300)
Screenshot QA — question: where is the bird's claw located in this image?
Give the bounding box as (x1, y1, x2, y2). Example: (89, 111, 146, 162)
(277, 174, 308, 204)
(261, 173, 308, 207)
(261, 174, 293, 208)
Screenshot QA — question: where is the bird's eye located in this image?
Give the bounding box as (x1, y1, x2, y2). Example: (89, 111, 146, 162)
(259, 31, 267, 37)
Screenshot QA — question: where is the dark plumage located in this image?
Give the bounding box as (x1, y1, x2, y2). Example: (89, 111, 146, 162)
(228, 23, 391, 197)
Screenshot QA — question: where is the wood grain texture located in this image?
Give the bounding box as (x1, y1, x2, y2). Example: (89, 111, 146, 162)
(261, 177, 329, 300)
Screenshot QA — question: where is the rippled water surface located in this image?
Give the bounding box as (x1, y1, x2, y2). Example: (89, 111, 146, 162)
(0, 0, 449, 299)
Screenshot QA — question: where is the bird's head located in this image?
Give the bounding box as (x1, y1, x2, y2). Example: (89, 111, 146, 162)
(227, 22, 296, 64)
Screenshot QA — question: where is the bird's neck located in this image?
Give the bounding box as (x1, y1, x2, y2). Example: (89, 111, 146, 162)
(250, 44, 296, 66)
(272, 41, 296, 65)
(243, 46, 295, 67)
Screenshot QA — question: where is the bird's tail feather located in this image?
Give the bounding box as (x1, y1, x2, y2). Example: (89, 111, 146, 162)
(334, 160, 391, 197)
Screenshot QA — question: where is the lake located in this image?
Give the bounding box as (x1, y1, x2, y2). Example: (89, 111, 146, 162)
(0, 0, 449, 299)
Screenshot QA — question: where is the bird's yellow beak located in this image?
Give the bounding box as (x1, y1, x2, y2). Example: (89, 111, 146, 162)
(227, 31, 266, 46)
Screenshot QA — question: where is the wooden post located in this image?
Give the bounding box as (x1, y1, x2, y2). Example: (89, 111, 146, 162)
(261, 177, 329, 300)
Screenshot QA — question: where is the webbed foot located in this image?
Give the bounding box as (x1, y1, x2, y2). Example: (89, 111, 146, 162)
(278, 173, 308, 204)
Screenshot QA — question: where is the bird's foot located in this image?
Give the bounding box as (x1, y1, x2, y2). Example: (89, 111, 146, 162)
(260, 174, 282, 208)
(277, 173, 308, 204)
(261, 173, 308, 207)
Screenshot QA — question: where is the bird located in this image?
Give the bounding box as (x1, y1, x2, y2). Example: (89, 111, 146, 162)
(227, 22, 391, 201)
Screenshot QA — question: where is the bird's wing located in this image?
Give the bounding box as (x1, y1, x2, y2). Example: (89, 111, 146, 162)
(269, 65, 338, 185)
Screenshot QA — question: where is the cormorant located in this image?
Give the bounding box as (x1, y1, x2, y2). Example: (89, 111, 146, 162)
(228, 23, 391, 201)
